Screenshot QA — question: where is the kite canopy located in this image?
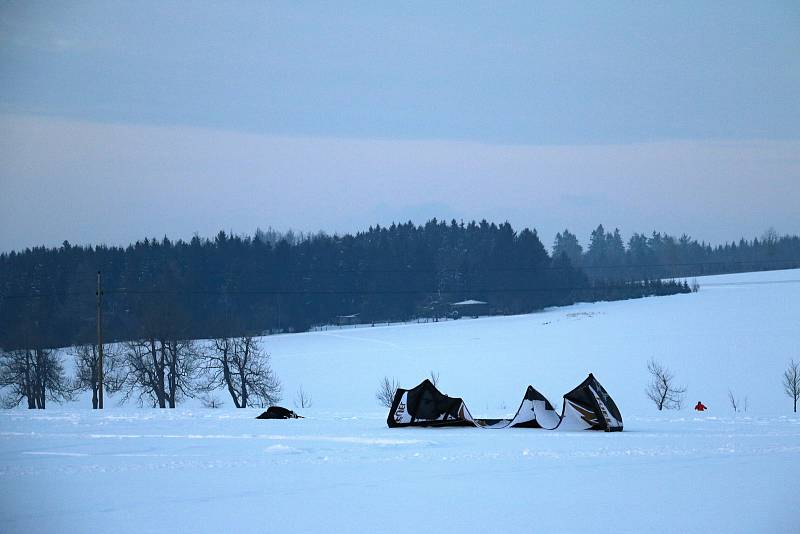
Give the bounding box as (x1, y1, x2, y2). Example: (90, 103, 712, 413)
(559, 373, 623, 431)
(388, 379, 470, 428)
(386, 374, 622, 431)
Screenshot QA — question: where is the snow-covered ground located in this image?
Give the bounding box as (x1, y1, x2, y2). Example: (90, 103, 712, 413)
(2, 269, 799, 533)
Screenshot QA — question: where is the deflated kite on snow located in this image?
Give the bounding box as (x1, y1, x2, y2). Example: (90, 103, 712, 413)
(387, 373, 622, 432)
(558, 373, 623, 431)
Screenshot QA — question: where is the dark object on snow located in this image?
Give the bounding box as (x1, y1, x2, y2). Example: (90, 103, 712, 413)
(558, 373, 623, 432)
(387, 379, 470, 428)
(387, 379, 561, 429)
(387, 374, 621, 431)
(694, 401, 707, 411)
(256, 406, 302, 419)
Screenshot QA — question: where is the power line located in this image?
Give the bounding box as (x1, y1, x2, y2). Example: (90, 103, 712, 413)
(0, 291, 90, 300)
(61, 257, 800, 277)
(696, 279, 800, 288)
(2, 277, 799, 300)
(92, 277, 800, 295)
(1, 259, 799, 301)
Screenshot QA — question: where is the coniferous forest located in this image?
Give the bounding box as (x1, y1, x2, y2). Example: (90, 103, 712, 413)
(1, 220, 798, 351)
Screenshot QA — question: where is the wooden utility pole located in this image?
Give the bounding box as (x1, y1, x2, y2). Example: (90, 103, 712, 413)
(96, 270, 104, 409)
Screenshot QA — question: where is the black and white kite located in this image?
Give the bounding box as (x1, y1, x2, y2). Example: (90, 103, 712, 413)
(387, 374, 622, 432)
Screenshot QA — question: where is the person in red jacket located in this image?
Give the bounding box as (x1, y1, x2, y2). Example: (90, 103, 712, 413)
(694, 401, 707, 411)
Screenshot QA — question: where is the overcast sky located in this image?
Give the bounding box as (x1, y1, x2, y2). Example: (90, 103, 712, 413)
(1, 1, 799, 252)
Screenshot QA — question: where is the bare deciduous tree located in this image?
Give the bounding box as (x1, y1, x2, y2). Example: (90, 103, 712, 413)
(429, 370, 440, 387)
(200, 393, 224, 408)
(728, 390, 739, 413)
(0, 348, 73, 409)
(121, 339, 165, 407)
(783, 359, 800, 413)
(120, 337, 199, 408)
(294, 385, 313, 409)
(645, 358, 686, 410)
(376, 376, 399, 408)
(163, 339, 199, 408)
(72, 343, 123, 409)
(201, 336, 281, 408)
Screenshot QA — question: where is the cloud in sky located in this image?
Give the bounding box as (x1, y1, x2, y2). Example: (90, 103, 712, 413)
(1, 2, 799, 144)
(2, 115, 798, 251)
(1, 3, 798, 251)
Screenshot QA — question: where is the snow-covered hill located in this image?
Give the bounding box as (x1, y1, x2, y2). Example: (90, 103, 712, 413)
(266, 268, 800, 416)
(1, 269, 799, 533)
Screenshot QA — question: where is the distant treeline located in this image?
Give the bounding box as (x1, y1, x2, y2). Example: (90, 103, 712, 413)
(1, 220, 797, 350)
(555, 225, 800, 280)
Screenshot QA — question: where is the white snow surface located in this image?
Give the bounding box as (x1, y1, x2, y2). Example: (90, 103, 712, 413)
(2, 269, 800, 533)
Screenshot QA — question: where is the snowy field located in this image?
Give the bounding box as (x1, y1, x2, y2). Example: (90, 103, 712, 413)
(2, 269, 799, 533)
